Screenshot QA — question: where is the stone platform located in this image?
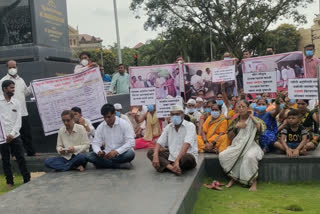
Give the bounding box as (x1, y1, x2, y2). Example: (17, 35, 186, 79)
(1, 148, 320, 214)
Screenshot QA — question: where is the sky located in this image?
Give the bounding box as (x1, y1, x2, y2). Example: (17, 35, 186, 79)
(67, 0, 320, 48)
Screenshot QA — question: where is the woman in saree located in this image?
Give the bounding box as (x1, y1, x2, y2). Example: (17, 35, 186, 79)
(197, 102, 230, 153)
(219, 100, 266, 191)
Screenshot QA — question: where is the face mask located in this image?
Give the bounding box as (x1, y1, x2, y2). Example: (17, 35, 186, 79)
(116, 111, 121, 117)
(217, 100, 224, 106)
(280, 104, 285, 109)
(251, 103, 257, 109)
(81, 59, 89, 66)
(74, 117, 79, 123)
(147, 105, 154, 112)
(224, 57, 231, 60)
(211, 111, 220, 119)
(188, 108, 196, 114)
(255, 106, 267, 112)
(289, 99, 295, 104)
(266, 98, 271, 104)
(306, 50, 314, 57)
(171, 115, 182, 125)
(8, 68, 17, 76)
(204, 108, 211, 113)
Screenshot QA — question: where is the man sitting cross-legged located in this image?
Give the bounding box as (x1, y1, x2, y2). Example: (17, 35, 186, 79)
(45, 110, 90, 172)
(147, 105, 198, 175)
(86, 104, 135, 169)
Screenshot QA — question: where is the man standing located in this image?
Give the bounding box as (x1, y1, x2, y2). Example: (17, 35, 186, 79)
(0, 60, 36, 156)
(147, 105, 197, 175)
(108, 64, 130, 95)
(86, 104, 135, 169)
(304, 44, 320, 78)
(74, 52, 98, 74)
(45, 110, 89, 172)
(237, 50, 251, 90)
(0, 80, 30, 187)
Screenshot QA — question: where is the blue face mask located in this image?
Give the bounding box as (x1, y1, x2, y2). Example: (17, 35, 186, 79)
(204, 108, 211, 113)
(255, 105, 267, 112)
(171, 115, 182, 125)
(116, 111, 121, 117)
(289, 99, 295, 104)
(147, 105, 154, 112)
(251, 103, 257, 109)
(197, 108, 202, 111)
(188, 108, 196, 114)
(211, 111, 220, 119)
(266, 98, 271, 104)
(280, 104, 285, 109)
(306, 50, 314, 57)
(256, 95, 262, 99)
(217, 100, 224, 106)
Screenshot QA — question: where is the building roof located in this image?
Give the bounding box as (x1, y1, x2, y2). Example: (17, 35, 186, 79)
(79, 34, 103, 43)
(133, 42, 144, 49)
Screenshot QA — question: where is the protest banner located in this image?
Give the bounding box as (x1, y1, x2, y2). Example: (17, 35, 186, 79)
(104, 82, 111, 93)
(31, 67, 107, 136)
(130, 87, 156, 106)
(156, 98, 184, 118)
(129, 64, 181, 99)
(0, 119, 6, 144)
(184, 59, 236, 100)
(288, 78, 318, 100)
(242, 51, 305, 95)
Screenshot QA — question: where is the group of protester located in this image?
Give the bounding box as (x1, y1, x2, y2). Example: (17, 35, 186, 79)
(0, 44, 319, 192)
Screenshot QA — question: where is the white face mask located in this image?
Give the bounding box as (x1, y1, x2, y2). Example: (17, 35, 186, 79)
(80, 59, 89, 66)
(224, 57, 231, 60)
(8, 68, 17, 76)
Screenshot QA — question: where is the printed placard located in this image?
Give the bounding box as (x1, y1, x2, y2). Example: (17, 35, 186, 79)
(288, 78, 318, 100)
(156, 98, 183, 118)
(130, 88, 156, 106)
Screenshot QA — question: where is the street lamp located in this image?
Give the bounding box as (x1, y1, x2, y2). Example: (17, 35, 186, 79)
(113, 0, 122, 64)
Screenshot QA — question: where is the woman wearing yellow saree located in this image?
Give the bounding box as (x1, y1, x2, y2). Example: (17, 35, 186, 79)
(197, 102, 230, 153)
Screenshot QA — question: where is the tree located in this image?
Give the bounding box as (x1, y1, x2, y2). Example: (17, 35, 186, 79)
(130, 0, 313, 58)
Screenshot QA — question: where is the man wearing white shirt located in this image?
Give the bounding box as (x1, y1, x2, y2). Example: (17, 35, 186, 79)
(74, 51, 98, 74)
(0, 60, 36, 156)
(87, 104, 135, 169)
(71, 107, 95, 144)
(191, 70, 204, 91)
(45, 110, 90, 172)
(0, 80, 30, 187)
(147, 105, 197, 175)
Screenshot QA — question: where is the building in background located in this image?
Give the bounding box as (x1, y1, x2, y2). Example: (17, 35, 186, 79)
(298, 16, 320, 58)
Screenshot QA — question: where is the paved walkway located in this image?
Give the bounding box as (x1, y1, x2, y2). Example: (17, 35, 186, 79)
(0, 150, 204, 214)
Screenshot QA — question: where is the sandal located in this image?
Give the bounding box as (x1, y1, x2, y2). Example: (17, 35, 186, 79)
(204, 181, 223, 190)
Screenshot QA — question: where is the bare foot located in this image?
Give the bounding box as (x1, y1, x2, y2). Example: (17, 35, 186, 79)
(77, 165, 85, 172)
(166, 164, 181, 176)
(249, 180, 257, 192)
(226, 179, 234, 188)
(300, 149, 307, 156)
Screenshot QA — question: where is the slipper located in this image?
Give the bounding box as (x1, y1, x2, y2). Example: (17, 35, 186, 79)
(213, 180, 225, 187)
(203, 182, 223, 191)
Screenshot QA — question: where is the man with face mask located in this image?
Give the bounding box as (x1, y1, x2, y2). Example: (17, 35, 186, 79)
(0, 60, 37, 156)
(185, 99, 202, 126)
(0, 80, 30, 188)
(147, 104, 197, 175)
(74, 52, 98, 74)
(107, 64, 130, 95)
(304, 44, 320, 78)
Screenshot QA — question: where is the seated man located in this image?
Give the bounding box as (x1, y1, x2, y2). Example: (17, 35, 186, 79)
(147, 105, 198, 175)
(274, 109, 308, 157)
(71, 107, 95, 144)
(86, 104, 135, 169)
(45, 110, 89, 172)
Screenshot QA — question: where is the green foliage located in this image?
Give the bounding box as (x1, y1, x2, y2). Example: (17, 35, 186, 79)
(193, 178, 320, 214)
(0, 175, 23, 196)
(130, 0, 313, 58)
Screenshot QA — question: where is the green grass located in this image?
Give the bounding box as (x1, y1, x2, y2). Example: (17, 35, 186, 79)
(192, 178, 320, 214)
(0, 175, 23, 196)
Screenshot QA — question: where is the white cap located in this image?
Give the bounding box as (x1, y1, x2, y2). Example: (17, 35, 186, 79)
(187, 99, 196, 105)
(166, 95, 173, 99)
(170, 105, 184, 112)
(196, 97, 204, 102)
(114, 103, 122, 110)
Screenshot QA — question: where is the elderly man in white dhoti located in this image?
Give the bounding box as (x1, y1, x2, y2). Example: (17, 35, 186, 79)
(219, 100, 266, 191)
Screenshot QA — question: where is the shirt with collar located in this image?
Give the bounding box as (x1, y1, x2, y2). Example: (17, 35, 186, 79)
(157, 120, 198, 163)
(0, 95, 22, 139)
(83, 117, 95, 144)
(57, 123, 90, 160)
(0, 74, 32, 117)
(305, 56, 320, 78)
(109, 72, 130, 94)
(92, 117, 135, 155)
